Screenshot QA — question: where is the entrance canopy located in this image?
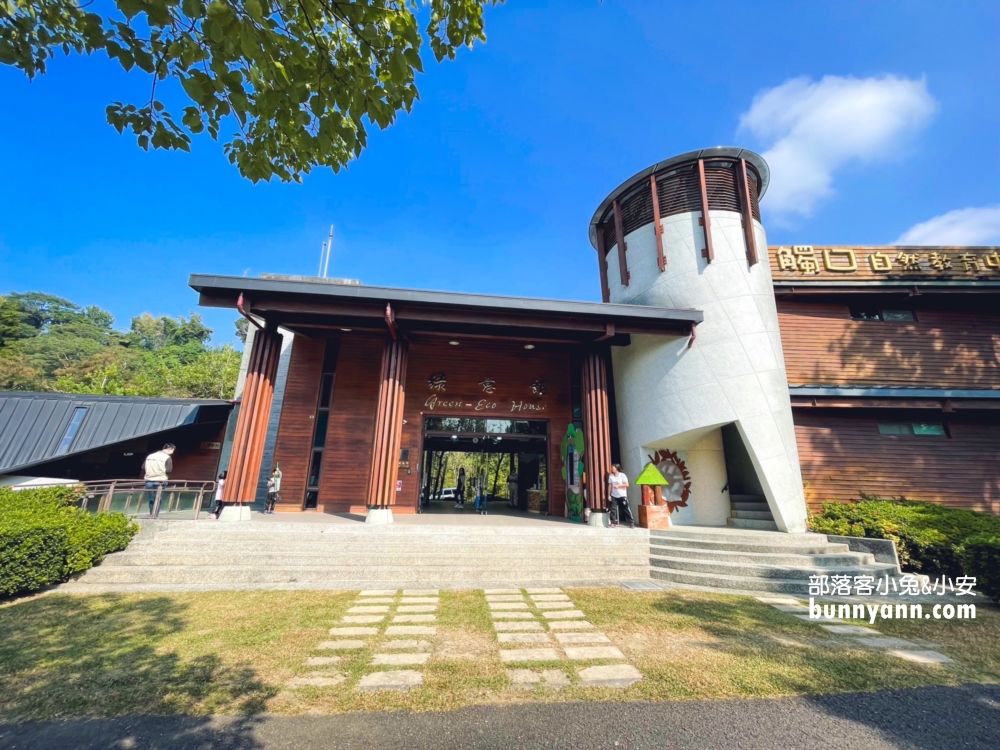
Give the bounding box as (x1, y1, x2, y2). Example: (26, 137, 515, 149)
(189, 274, 702, 345)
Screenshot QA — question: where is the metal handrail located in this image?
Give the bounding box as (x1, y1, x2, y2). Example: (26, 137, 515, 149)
(20, 479, 217, 520)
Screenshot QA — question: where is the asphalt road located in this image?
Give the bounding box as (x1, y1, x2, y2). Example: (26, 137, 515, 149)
(2, 684, 998, 750)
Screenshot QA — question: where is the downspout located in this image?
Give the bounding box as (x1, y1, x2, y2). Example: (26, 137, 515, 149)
(237, 293, 264, 330)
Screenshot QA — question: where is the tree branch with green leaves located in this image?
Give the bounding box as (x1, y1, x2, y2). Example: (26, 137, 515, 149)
(0, 0, 501, 182)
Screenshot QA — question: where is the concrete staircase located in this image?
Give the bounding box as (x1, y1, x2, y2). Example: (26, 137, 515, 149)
(727, 493, 778, 531)
(649, 526, 900, 595)
(61, 520, 652, 593)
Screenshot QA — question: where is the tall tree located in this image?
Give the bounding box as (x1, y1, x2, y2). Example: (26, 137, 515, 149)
(1, 0, 501, 182)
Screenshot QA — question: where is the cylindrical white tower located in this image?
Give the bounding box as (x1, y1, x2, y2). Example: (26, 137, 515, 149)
(590, 148, 808, 533)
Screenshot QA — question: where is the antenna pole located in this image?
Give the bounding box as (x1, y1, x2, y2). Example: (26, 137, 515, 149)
(323, 225, 333, 278)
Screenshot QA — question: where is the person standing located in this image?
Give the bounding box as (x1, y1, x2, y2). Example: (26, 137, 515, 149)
(265, 466, 282, 514)
(455, 467, 466, 509)
(608, 463, 634, 529)
(143, 443, 175, 517)
(211, 471, 227, 519)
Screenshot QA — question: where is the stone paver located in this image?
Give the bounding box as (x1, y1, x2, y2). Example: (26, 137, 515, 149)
(484, 588, 521, 594)
(772, 605, 809, 613)
(357, 670, 424, 690)
(494, 621, 545, 632)
(534, 601, 575, 610)
(316, 640, 366, 650)
(400, 597, 439, 605)
(507, 669, 570, 689)
(526, 588, 563, 594)
(548, 620, 595, 630)
(348, 605, 390, 614)
(380, 640, 432, 650)
(554, 632, 611, 645)
(393, 614, 436, 623)
(854, 636, 921, 650)
(486, 595, 527, 602)
(500, 648, 562, 663)
(498, 633, 552, 644)
(328, 627, 379, 637)
(354, 597, 396, 604)
(889, 649, 953, 665)
(397, 605, 437, 613)
(306, 656, 342, 666)
(489, 602, 530, 610)
(288, 673, 346, 688)
(578, 664, 642, 688)
(342, 615, 385, 624)
(530, 594, 571, 602)
(372, 652, 431, 666)
(492, 611, 535, 620)
(820, 625, 879, 636)
(564, 646, 626, 661)
(402, 589, 439, 596)
(756, 596, 802, 606)
(543, 609, 585, 620)
(360, 590, 397, 596)
(386, 625, 437, 636)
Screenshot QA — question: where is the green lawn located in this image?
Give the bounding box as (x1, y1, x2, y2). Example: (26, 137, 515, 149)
(0, 588, 996, 723)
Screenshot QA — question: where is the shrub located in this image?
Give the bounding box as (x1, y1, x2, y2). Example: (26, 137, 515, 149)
(961, 535, 1000, 603)
(809, 494, 1000, 578)
(0, 485, 138, 597)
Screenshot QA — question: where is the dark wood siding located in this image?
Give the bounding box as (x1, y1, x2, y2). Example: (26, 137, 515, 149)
(778, 300, 1000, 388)
(318, 333, 382, 513)
(794, 409, 1000, 515)
(271, 337, 324, 509)
(170, 422, 227, 481)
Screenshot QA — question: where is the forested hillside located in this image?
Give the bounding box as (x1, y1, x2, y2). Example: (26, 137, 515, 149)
(0, 292, 244, 399)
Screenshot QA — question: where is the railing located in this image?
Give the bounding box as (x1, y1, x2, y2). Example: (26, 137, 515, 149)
(65, 480, 217, 520)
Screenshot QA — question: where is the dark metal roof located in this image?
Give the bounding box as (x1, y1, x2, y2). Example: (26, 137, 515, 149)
(789, 386, 1000, 399)
(190, 274, 702, 325)
(0, 392, 232, 475)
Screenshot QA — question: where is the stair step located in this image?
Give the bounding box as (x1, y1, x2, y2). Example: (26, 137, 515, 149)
(103, 552, 649, 567)
(647, 544, 875, 568)
(729, 494, 767, 503)
(731, 502, 770, 512)
(727, 518, 779, 531)
(649, 554, 895, 581)
(730, 510, 774, 521)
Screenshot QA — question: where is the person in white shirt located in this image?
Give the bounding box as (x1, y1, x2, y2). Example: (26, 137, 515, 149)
(143, 443, 175, 517)
(607, 463, 634, 529)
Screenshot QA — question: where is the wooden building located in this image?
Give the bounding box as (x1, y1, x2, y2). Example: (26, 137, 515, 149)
(190, 275, 700, 516)
(771, 245, 1000, 515)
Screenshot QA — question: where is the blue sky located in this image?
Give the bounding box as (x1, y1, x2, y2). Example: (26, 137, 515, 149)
(2, 0, 998, 345)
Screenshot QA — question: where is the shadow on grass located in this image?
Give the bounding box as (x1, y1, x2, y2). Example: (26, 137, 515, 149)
(648, 591, 940, 695)
(0, 595, 279, 725)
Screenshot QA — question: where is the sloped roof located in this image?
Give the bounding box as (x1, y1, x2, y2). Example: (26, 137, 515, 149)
(0, 392, 231, 475)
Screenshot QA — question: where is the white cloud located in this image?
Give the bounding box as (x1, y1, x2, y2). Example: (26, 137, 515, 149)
(894, 206, 1000, 245)
(739, 75, 936, 217)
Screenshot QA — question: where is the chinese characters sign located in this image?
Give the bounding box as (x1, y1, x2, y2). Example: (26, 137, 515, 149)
(772, 246, 1000, 280)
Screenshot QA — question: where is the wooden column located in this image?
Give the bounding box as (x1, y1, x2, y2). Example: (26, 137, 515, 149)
(612, 200, 630, 286)
(650, 174, 666, 271)
(366, 336, 409, 509)
(737, 158, 759, 266)
(581, 349, 613, 511)
(596, 227, 611, 303)
(224, 323, 282, 503)
(697, 159, 715, 263)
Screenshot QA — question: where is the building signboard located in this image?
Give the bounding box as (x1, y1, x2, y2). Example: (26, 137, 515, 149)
(770, 245, 1000, 281)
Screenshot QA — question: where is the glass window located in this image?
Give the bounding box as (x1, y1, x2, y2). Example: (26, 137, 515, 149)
(308, 450, 323, 487)
(55, 407, 87, 455)
(882, 310, 915, 321)
(850, 307, 882, 321)
(319, 374, 335, 408)
(878, 423, 912, 436)
(313, 411, 329, 447)
(912, 423, 945, 436)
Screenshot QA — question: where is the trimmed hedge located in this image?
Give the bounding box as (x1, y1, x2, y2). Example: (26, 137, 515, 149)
(962, 536, 1000, 603)
(0, 485, 138, 597)
(809, 494, 1000, 601)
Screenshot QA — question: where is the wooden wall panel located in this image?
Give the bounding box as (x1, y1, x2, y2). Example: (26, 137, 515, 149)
(778, 300, 1000, 388)
(398, 338, 574, 515)
(794, 409, 1000, 515)
(318, 333, 383, 512)
(271, 336, 325, 509)
(170, 422, 227, 481)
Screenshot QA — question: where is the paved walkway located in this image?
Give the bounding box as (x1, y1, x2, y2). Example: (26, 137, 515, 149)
(3, 683, 996, 749)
